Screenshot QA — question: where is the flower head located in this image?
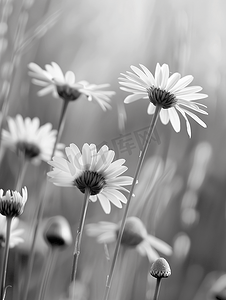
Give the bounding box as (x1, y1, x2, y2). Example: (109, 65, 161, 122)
(0, 215, 24, 248)
(119, 63, 208, 137)
(28, 62, 115, 111)
(44, 216, 73, 249)
(86, 216, 172, 262)
(0, 187, 28, 218)
(150, 257, 171, 278)
(2, 115, 64, 165)
(47, 143, 133, 214)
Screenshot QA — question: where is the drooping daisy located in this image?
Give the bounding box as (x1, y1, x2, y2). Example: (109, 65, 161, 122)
(119, 63, 208, 137)
(28, 62, 115, 111)
(47, 143, 133, 214)
(2, 115, 64, 165)
(0, 215, 24, 248)
(86, 217, 172, 262)
(0, 187, 28, 218)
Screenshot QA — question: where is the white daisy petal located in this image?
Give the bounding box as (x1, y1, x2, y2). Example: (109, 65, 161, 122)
(97, 193, 111, 214)
(160, 64, 169, 90)
(124, 93, 146, 104)
(169, 75, 194, 93)
(102, 191, 122, 208)
(176, 106, 192, 137)
(65, 71, 75, 85)
(160, 109, 170, 124)
(147, 102, 156, 115)
(165, 73, 181, 91)
(139, 64, 155, 85)
(177, 93, 208, 101)
(181, 108, 207, 128)
(168, 107, 181, 132)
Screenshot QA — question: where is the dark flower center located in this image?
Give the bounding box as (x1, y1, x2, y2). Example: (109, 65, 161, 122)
(117, 219, 144, 247)
(45, 235, 66, 247)
(0, 199, 24, 218)
(57, 85, 81, 101)
(147, 86, 176, 109)
(74, 170, 106, 195)
(17, 141, 40, 159)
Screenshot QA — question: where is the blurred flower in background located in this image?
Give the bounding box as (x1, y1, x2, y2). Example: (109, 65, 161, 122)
(2, 115, 64, 165)
(28, 62, 115, 110)
(48, 143, 133, 213)
(0, 215, 24, 248)
(86, 216, 172, 262)
(119, 63, 208, 137)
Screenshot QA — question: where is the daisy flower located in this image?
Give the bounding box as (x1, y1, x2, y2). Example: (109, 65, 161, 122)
(86, 217, 172, 262)
(119, 63, 208, 137)
(0, 215, 24, 248)
(47, 143, 133, 214)
(28, 62, 115, 111)
(0, 187, 28, 218)
(2, 115, 64, 165)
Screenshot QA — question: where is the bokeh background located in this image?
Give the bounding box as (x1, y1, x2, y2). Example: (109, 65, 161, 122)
(1, 0, 226, 299)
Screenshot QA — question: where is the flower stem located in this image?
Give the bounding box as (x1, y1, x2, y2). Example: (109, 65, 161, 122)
(51, 99, 69, 160)
(15, 157, 28, 191)
(22, 100, 69, 300)
(21, 180, 47, 300)
(153, 278, 162, 300)
(0, 217, 12, 300)
(102, 105, 161, 300)
(37, 248, 57, 300)
(71, 189, 90, 283)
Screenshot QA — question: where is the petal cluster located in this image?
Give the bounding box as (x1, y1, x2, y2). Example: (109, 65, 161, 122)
(0, 215, 24, 248)
(28, 62, 115, 110)
(2, 115, 64, 164)
(86, 216, 172, 262)
(0, 187, 28, 218)
(48, 143, 133, 214)
(119, 63, 208, 137)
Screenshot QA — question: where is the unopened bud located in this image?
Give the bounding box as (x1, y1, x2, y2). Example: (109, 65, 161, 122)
(150, 257, 171, 279)
(44, 216, 72, 249)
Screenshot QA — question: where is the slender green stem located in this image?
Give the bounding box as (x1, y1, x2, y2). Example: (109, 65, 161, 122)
(15, 157, 28, 191)
(38, 248, 57, 300)
(51, 99, 69, 160)
(71, 189, 90, 283)
(0, 217, 12, 300)
(153, 278, 162, 300)
(103, 105, 161, 300)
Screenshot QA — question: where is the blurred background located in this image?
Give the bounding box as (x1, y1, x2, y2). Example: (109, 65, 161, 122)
(0, 0, 226, 299)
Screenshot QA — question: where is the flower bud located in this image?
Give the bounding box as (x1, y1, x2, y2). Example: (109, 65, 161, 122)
(43, 216, 72, 249)
(0, 187, 28, 218)
(150, 257, 171, 278)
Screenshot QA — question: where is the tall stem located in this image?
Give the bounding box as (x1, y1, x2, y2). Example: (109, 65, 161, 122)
(51, 99, 69, 160)
(22, 99, 69, 300)
(15, 157, 28, 191)
(71, 189, 90, 283)
(153, 278, 162, 300)
(103, 105, 161, 300)
(21, 180, 47, 300)
(37, 248, 57, 300)
(0, 217, 12, 300)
